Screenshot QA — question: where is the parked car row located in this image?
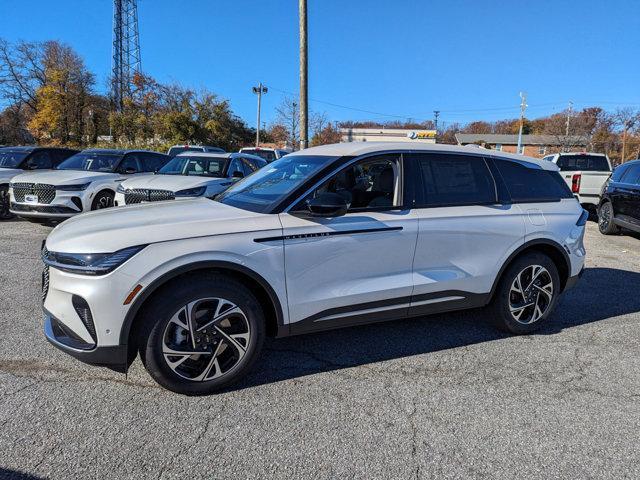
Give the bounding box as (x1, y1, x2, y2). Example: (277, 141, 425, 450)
(0, 144, 285, 223)
(40, 142, 589, 394)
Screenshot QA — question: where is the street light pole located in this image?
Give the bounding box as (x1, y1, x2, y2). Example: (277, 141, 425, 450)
(299, 0, 308, 150)
(516, 92, 528, 155)
(252, 82, 268, 147)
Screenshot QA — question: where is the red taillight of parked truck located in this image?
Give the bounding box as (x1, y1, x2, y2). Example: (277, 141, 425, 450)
(571, 173, 582, 193)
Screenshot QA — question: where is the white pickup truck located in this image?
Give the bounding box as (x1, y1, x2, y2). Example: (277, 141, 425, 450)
(542, 152, 612, 210)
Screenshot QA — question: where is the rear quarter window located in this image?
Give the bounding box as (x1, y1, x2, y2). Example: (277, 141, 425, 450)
(494, 160, 574, 202)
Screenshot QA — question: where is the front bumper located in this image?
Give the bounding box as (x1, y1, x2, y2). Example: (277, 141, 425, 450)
(11, 202, 78, 218)
(44, 313, 128, 372)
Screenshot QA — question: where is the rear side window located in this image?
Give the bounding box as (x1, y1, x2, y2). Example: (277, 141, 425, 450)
(556, 155, 610, 172)
(26, 151, 52, 169)
(620, 164, 640, 185)
(413, 154, 496, 206)
(611, 164, 630, 182)
(495, 160, 574, 202)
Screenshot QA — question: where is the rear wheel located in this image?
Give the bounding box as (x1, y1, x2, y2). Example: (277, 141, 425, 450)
(488, 253, 560, 334)
(598, 201, 619, 235)
(0, 185, 14, 220)
(91, 190, 114, 210)
(137, 273, 265, 395)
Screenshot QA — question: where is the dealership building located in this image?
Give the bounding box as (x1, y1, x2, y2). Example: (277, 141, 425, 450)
(341, 127, 436, 144)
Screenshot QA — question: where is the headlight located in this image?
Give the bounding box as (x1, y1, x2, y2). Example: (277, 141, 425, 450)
(42, 245, 147, 276)
(116, 184, 126, 194)
(175, 186, 206, 197)
(56, 182, 91, 191)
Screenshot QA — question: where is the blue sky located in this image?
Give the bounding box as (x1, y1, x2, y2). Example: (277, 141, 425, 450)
(1, 0, 639, 129)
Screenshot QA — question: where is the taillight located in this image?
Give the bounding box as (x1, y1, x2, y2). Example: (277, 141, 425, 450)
(571, 173, 581, 193)
(576, 209, 589, 226)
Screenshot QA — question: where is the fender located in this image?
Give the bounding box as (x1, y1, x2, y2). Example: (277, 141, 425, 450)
(489, 238, 571, 298)
(118, 260, 286, 346)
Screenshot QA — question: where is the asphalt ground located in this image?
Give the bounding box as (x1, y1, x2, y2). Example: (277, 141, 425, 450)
(0, 219, 639, 479)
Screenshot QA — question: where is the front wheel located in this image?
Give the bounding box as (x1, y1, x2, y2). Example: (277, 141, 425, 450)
(598, 201, 619, 235)
(488, 253, 560, 334)
(137, 273, 265, 395)
(0, 185, 14, 220)
(91, 190, 114, 210)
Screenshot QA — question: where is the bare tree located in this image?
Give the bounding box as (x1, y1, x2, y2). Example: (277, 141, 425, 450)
(275, 96, 300, 148)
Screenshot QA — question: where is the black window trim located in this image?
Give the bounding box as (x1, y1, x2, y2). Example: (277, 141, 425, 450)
(285, 151, 409, 215)
(408, 152, 500, 209)
(619, 162, 640, 186)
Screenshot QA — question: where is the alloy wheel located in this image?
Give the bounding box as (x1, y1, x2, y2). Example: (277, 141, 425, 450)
(508, 265, 554, 325)
(162, 297, 251, 382)
(599, 203, 611, 230)
(95, 195, 113, 209)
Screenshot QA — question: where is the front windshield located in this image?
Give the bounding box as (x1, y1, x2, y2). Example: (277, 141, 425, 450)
(216, 154, 334, 213)
(0, 151, 28, 168)
(159, 155, 227, 177)
(241, 149, 277, 162)
(57, 152, 122, 172)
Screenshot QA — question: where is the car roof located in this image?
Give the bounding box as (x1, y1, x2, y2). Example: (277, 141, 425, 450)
(0, 145, 78, 153)
(79, 148, 163, 155)
(288, 142, 557, 170)
(176, 152, 233, 159)
(555, 151, 607, 156)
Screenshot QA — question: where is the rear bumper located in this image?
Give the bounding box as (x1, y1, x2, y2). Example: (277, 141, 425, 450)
(564, 266, 584, 292)
(44, 313, 128, 372)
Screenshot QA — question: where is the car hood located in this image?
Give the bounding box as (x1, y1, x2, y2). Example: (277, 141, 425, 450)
(120, 174, 230, 191)
(0, 168, 23, 182)
(46, 198, 282, 253)
(10, 169, 122, 185)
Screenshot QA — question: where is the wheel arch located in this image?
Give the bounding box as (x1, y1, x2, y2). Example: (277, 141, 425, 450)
(120, 260, 287, 361)
(490, 238, 571, 300)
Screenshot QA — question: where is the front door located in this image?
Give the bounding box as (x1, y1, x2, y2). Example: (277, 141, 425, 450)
(279, 153, 419, 332)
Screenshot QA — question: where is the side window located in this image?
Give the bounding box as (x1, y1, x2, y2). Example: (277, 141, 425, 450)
(228, 158, 244, 177)
(26, 151, 52, 169)
(414, 154, 496, 207)
(621, 164, 640, 185)
(494, 160, 574, 202)
(240, 158, 256, 176)
(297, 154, 401, 211)
(141, 153, 168, 172)
(118, 154, 142, 174)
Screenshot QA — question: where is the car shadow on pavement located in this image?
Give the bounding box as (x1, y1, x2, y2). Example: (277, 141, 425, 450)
(0, 468, 45, 480)
(232, 267, 640, 391)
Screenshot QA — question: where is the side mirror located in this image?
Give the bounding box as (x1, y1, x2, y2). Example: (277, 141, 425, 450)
(232, 170, 244, 178)
(307, 192, 349, 217)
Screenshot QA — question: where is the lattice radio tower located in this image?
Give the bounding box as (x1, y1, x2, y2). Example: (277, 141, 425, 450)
(112, 0, 141, 111)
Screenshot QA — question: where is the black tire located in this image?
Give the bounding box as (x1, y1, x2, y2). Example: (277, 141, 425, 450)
(598, 201, 619, 235)
(0, 185, 14, 220)
(488, 253, 560, 334)
(137, 273, 265, 395)
(91, 190, 114, 210)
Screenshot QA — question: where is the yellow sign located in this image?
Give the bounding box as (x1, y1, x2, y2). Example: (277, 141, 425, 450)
(408, 130, 437, 140)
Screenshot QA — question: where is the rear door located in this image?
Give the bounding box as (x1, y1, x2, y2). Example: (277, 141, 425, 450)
(278, 153, 419, 331)
(408, 153, 525, 315)
(618, 164, 640, 225)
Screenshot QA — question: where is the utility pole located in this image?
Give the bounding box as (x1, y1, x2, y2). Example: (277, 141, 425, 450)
(564, 100, 573, 152)
(299, 0, 308, 150)
(621, 119, 630, 163)
(516, 92, 528, 155)
(433, 110, 440, 133)
(252, 82, 268, 147)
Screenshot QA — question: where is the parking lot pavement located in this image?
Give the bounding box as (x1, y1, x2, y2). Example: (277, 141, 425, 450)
(0, 220, 639, 479)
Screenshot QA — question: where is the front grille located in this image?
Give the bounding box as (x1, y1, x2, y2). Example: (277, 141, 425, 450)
(124, 188, 175, 204)
(72, 295, 97, 343)
(11, 203, 76, 214)
(11, 183, 56, 204)
(42, 265, 50, 303)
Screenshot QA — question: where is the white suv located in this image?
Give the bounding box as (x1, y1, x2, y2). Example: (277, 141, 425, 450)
(41, 142, 586, 395)
(114, 153, 267, 206)
(10, 149, 170, 223)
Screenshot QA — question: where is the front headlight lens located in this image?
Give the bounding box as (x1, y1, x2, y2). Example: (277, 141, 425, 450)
(42, 245, 147, 275)
(116, 183, 126, 194)
(175, 186, 206, 197)
(56, 182, 91, 191)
